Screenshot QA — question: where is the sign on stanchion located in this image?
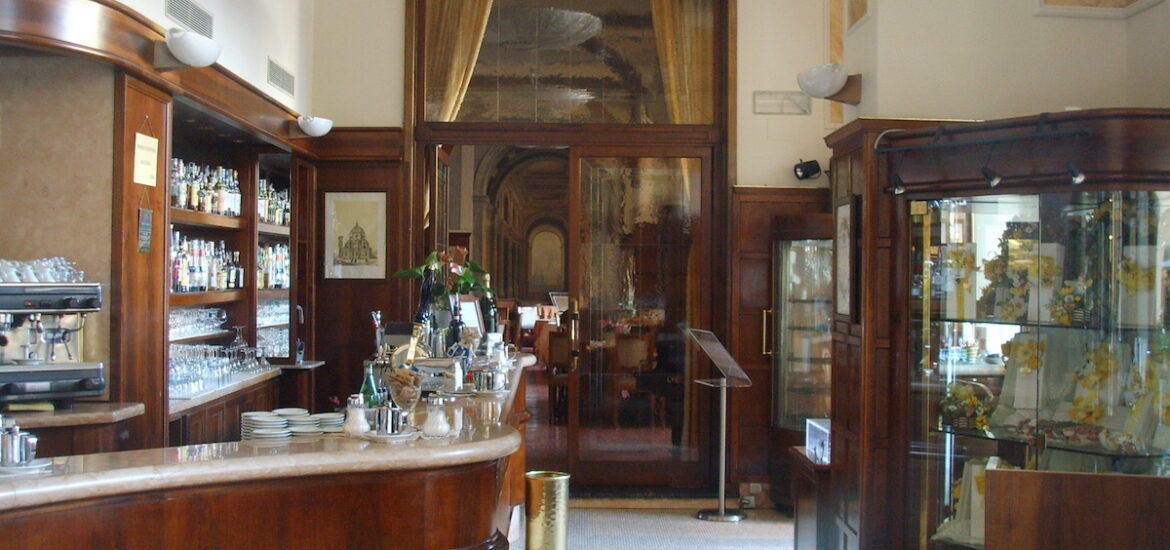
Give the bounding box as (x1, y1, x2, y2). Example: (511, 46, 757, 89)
(687, 328, 752, 523)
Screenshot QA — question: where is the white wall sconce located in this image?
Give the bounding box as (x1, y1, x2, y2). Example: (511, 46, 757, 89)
(290, 115, 333, 138)
(153, 28, 221, 70)
(797, 63, 862, 105)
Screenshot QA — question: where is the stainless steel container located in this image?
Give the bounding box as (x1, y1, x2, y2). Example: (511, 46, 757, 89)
(525, 470, 569, 550)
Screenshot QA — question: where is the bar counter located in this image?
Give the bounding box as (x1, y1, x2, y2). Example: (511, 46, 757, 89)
(0, 424, 521, 549)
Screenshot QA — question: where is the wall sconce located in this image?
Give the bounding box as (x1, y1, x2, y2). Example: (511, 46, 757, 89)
(290, 115, 333, 138)
(797, 63, 862, 105)
(793, 159, 822, 180)
(153, 28, 221, 70)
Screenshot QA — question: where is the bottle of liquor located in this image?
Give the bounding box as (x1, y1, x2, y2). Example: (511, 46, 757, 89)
(257, 179, 268, 224)
(170, 159, 184, 208)
(216, 241, 229, 291)
(232, 251, 244, 289)
(480, 274, 498, 335)
(186, 163, 200, 211)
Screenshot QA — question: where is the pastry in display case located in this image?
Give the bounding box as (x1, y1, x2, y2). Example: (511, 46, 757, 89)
(908, 191, 1170, 548)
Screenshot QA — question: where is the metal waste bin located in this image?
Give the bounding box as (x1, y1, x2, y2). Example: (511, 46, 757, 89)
(525, 470, 569, 550)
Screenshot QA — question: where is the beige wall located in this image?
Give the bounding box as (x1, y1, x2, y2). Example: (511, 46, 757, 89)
(850, 0, 1131, 120)
(1127, 1, 1170, 107)
(115, 0, 316, 113)
(0, 56, 113, 365)
(311, 0, 405, 127)
(735, 0, 835, 188)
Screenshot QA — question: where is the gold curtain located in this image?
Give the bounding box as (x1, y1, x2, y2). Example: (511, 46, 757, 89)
(651, 0, 715, 125)
(425, 0, 494, 122)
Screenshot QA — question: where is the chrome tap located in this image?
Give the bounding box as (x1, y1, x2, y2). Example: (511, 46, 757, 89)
(25, 313, 43, 360)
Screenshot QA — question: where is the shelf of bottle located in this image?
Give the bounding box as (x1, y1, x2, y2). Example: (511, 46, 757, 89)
(257, 288, 290, 300)
(169, 289, 246, 307)
(257, 222, 291, 237)
(932, 425, 1168, 460)
(168, 329, 234, 344)
(170, 208, 245, 230)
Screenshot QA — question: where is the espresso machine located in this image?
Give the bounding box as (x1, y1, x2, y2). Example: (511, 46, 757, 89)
(0, 283, 105, 408)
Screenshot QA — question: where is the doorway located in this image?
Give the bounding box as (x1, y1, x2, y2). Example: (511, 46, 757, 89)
(439, 142, 714, 490)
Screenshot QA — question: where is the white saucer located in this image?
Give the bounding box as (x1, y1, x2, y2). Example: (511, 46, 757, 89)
(0, 458, 52, 474)
(272, 408, 309, 416)
(361, 430, 420, 443)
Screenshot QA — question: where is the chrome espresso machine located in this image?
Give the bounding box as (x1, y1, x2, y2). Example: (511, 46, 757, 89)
(0, 283, 105, 408)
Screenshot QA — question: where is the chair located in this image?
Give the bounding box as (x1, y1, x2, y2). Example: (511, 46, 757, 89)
(531, 320, 554, 366)
(608, 331, 666, 428)
(546, 330, 572, 424)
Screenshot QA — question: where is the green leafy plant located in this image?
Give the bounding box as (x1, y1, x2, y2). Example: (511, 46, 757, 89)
(392, 246, 491, 307)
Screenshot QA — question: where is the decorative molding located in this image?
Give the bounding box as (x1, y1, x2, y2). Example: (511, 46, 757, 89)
(1035, 0, 1164, 18)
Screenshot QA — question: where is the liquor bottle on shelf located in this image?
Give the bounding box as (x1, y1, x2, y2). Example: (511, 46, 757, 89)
(257, 180, 269, 224)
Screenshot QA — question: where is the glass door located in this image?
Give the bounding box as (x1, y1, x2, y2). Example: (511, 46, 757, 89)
(566, 146, 712, 487)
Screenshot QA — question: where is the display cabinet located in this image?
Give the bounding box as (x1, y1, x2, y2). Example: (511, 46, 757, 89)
(876, 110, 1170, 550)
(907, 191, 1170, 548)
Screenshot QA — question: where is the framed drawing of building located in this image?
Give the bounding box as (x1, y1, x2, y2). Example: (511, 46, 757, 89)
(324, 192, 386, 279)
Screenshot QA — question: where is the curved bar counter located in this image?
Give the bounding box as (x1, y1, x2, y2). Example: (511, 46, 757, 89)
(0, 426, 520, 549)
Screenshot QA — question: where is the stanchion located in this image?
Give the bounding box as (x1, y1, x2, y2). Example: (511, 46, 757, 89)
(695, 378, 746, 522)
(525, 470, 570, 550)
(685, 327, 752, 523)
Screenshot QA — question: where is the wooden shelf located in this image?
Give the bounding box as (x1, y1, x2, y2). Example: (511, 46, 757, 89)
(169, 330, 234, 344)
(257, 222, 291, 237)
(257, 288, 290, 300)
(169, 290, 246, 307)
(170, 208, 245, 230)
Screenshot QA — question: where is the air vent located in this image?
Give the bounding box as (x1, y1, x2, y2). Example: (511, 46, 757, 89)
(165, 0, 214, 38)
(267, 58, 296, 97)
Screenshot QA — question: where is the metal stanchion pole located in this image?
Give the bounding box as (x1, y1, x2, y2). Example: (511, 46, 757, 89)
(697, 378, 746, 522)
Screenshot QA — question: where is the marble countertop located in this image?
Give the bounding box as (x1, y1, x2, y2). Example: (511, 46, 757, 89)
(168, 367, 281, 416)
(3, 402, 145, 429)
(0, 423, 520, 513)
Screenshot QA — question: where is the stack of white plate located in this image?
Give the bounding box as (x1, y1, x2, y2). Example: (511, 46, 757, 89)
(312, 412, 345, 433)
(241, 412, 289, 440)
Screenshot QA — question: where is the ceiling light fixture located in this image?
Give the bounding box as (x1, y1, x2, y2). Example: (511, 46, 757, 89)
(1067, 161, 1086, 185)
(982, 166, 1003, 188)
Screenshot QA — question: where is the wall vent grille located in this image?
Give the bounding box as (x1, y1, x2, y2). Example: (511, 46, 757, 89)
(164, 0, 214, 38)
(267, 58, 296, 97)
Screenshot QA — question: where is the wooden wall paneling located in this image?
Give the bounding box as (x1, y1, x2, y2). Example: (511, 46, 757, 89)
(0, 461, 509, 550)
(111, 73, 171, 450)
(312, 129, 408, 413)
(823, 118, 955, 550)
(728, 187, 830, 497)
(986, 470, 1170, 550)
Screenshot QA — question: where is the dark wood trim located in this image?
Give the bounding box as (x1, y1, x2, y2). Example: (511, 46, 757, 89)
(0, 0, 317, 157)
(0, 459, 510, 550)
(110, 73, 172, 450)
(309, 127, 406, 163)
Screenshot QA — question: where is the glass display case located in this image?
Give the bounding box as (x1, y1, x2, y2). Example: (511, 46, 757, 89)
(907, 191, 1170, 548)
(773, 238, 833, 431)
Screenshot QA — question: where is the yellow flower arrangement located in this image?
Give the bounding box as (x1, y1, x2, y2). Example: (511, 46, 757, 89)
(1048, 276, 1095, 326)
(1118, 257, 1156, 295)
(1070, 395, 1105, 424)
(1008, 337, 1046, 374)
(946, 246, 979, 277)
(940, 381, 995, 431)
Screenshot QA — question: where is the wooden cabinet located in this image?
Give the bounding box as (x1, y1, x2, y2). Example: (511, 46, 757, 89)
(828, 110, 1170, 549)
(823, 118, 955, 549)
(169, 377, 279, 445)
(790, 446, 832, 550)
(728, 187, 829, 504)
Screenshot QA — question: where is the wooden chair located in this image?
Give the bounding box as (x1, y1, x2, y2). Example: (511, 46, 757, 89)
(608, 331, 666, 428)
(546, 330, 572, 424)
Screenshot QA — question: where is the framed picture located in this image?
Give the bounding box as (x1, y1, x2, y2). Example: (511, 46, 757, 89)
(324, 192, 386, 279)
(458, 295, 485, 334)
(835, 201, 852, 316)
